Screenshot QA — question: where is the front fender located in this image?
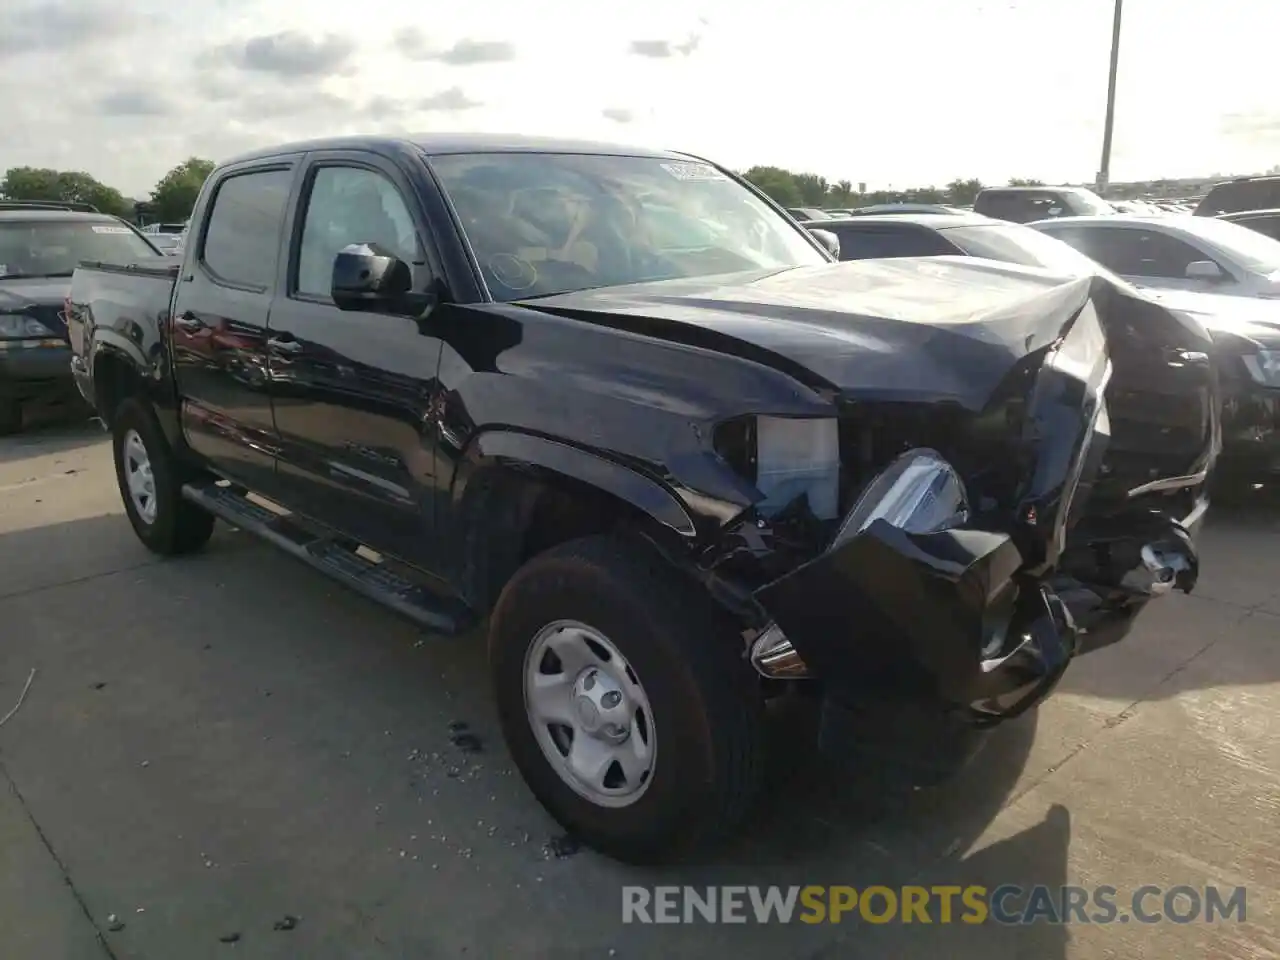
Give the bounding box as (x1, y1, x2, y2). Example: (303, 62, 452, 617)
(458, 430, 699, 539)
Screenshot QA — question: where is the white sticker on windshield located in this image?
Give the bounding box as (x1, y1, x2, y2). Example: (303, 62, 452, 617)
(660, 161, 728, 182)
(91, 225, 132, 234)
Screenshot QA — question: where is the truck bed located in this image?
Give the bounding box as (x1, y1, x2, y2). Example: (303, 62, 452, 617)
(67, 259, 181, 375)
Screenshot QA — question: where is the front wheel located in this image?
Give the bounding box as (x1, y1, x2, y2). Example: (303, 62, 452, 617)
(112, 397, 216, 555)
(489, 535, 765, 865)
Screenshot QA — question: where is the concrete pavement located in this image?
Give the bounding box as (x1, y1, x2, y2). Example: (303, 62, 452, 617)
(0, 418, 1277, 959)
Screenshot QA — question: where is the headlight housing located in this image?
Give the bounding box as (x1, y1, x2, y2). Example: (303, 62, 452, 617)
(833, 448, 970, 548)
(715, 415, 840, 520)
(1242, 349, 1280, 386)
(0, 311, 57, 340)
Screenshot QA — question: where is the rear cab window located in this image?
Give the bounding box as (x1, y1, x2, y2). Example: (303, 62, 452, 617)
(200, 168, 294, 289)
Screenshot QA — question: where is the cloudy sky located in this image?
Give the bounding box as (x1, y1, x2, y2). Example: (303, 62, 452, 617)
(0, 0, 1274, 198)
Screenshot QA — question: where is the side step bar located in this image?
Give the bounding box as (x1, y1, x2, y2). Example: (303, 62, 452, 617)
(182, 482, 474, 636)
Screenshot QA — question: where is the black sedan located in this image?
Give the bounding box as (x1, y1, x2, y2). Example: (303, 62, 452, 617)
(803, 212, 1280, 484)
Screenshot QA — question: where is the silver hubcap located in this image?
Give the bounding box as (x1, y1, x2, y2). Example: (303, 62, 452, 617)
(524, 620, 656, 808)
(122, 429, 158, 525)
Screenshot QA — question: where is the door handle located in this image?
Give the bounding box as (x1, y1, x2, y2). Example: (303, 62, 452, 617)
(173, 312, 206, 332)
(267, 336, 303, 355)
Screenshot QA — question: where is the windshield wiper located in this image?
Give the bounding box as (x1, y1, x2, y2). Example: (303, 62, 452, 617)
(0, 271, 74, 279)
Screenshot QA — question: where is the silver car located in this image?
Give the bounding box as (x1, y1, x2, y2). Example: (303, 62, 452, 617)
(1031, 214, 1280, 299)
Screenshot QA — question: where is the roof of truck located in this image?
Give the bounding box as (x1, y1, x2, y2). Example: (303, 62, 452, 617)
(224, 133, 694, 167)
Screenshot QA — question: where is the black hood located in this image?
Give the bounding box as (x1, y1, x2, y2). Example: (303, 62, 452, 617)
(522, 257, 1099, 411)
(0, 276, 71, 336)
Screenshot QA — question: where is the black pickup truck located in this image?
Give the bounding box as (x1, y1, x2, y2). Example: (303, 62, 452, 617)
(68, 134, 1217, 864)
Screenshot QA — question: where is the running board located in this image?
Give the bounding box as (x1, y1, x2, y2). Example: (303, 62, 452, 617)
(181, 482, 474, 636)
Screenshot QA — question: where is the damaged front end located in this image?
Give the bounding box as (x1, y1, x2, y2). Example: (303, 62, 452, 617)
(702, 291, 1212, 731)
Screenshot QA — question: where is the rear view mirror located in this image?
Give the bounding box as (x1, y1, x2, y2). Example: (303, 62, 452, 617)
(332, 242, 412, 312)
(810, 228, 841, 260)
(1185, 260, 1224, 282)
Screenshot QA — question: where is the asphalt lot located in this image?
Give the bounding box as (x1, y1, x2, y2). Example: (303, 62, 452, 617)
(1, 414, 1277, 960)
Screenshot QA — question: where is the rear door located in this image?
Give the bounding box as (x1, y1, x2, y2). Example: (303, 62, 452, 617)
(171, 160, 298, 497)
(267, 149, 447, 568)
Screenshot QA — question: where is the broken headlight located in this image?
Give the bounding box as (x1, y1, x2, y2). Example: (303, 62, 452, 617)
(832, 448, 970, 549)
(1243, 349, 1280, 387)
(714, 415, 840, 520)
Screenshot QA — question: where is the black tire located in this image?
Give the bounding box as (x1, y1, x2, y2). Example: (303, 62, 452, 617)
(0, 399, 21, 436)
(489, 534, 765, 865)
(112, 397, 216, 555)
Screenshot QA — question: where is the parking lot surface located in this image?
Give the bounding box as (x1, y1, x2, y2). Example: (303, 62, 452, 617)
(1, 418, 1277, 959)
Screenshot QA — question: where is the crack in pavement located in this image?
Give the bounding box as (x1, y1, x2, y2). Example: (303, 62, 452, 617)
(0, 761, 117, 960)
(0, 558, 161, 606)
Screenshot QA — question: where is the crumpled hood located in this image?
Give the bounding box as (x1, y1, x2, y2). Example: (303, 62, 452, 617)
(523, 257, 1097, 411)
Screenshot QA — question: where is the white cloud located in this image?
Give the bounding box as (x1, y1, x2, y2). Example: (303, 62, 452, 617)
(0, 0, 1274, 199)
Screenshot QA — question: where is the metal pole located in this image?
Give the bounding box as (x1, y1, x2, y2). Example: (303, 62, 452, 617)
(1096, 0, 1124, 193)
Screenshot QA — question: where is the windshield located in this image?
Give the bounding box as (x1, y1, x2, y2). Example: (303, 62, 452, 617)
(1172, 216, 1280, 272)
(940, 223, 1124, 281)
(0, 221, 160, 278)
(429, 152, 827, 300)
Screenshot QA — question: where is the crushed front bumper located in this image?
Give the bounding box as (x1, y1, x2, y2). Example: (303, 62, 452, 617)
(752, 494, 1204, 727)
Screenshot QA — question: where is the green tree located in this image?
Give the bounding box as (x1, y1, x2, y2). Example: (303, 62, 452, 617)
(149, 157, 215, 222)
(945, 178, 985, 205)
(1007, 177, 1045, 187)
(791, 172, 829, 206)
(0, 166, 131, 217)
(742, 166, 802, 207)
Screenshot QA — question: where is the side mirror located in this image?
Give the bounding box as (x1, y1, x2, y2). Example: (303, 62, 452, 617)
(1185, 260, 1224, 282)
(331, 242, 413, 312)
(810, 228, 841, 260)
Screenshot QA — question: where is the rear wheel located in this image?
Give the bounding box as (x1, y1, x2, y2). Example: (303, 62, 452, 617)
(112, 397, 216, 555)
(489, 535, 764, 864)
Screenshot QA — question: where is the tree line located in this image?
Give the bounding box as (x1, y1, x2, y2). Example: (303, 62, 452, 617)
(0, 158, 216, 223)
(1, 157, 1047, 223)
(741, 167, 1044, 208)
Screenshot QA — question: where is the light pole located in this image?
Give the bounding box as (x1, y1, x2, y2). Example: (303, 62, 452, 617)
(1096, 0, 1124, 193)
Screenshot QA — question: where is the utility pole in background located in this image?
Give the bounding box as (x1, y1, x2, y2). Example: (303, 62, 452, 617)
(1095, 0, 1124, 193)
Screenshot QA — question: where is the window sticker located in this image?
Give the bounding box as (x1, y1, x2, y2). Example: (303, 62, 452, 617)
(91, 225, 132, 234)
(660, 161, 728, 182)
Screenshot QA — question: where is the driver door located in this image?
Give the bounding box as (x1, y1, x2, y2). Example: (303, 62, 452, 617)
(267, 151, 447, 569)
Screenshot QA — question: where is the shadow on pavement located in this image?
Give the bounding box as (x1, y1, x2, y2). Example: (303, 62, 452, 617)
(0, 412, 103, 465)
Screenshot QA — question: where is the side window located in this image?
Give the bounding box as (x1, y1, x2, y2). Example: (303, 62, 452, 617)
(296, 166, 421, 299)
(1081, 229, 1209, 278)
(202, 169, 293, 288)
(1245, 217, 1280, 242)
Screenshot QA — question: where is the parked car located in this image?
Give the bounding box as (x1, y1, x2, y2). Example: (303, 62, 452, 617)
(803, 212, 1279, 481)
(973, 186, 1117, 223)
(1194, 176, 1280, 217)
(844, 203, 965, 216)
(1032, 214, 1280, 298)
(786, 206, 829, 220)
(0, 201, 163, 434)
(139, 222, 188, 235)
(68, 133, 1214, 864)
(1218, 208, 1280, 242)
(146, 233, 184, 255)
